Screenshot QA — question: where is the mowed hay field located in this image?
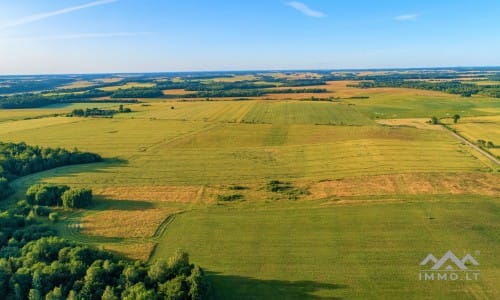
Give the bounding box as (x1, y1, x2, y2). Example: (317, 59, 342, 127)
(0, 101, 493, 187)
(2, 94, 499, 299)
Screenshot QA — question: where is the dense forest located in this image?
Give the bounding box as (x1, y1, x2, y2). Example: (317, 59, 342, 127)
(0, 201, 209, 299)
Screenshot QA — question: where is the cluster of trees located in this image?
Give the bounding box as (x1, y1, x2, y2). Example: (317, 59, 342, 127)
(26, 184, 93, 209)
(61, 188, 93, 208)
(0, 142, 102, 201)
(0, 201, 209, 299)
(477, 140, 496, 148)
(69, 105, 132, 118)
(478, 86, 500, 98)
(0, 201, 56, 258)
(110, 87, 163, 98)
(352, 80, 481, 97)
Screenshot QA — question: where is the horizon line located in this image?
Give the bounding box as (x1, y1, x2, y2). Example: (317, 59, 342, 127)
(1, 65, 500, 77)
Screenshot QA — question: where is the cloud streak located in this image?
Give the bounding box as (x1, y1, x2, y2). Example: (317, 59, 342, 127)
(394, 14, 419, 21)
(0, 0, 117, 30)
(286, 1, 325, 18)
(5, 32, 151, 42)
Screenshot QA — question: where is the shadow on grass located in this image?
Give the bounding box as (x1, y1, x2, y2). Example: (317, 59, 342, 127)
(90, 197, 155, 211)
(207, 272, 347, 300)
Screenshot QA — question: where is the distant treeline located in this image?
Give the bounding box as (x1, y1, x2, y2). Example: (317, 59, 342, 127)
(157, 80, 277, 91)
(185, 89, 266, 98)
(0, 91, 139, 109)
(0, 142, 102, 201)
(0, 78, 74, 95)
(350, 80, 500, 97)
(160, 80, 328, 98)
(259, 77, 327, 87)
(266, 88, 328, 94)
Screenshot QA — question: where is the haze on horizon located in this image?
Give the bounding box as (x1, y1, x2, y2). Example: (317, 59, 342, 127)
(0, 0, 499, 75)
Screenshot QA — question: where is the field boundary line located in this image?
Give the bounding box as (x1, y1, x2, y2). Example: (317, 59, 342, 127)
(442, 125, 499, 165)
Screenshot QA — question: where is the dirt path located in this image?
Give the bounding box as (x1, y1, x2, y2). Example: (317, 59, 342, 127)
(443, 126, 500, 165)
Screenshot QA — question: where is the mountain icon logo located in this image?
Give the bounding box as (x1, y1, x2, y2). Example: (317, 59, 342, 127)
(420, 250, 479, 270)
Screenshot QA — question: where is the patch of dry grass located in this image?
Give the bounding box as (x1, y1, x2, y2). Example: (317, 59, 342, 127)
(162, 89, 189, 95)
(310, 173, 500, 199)
(81, 207, 175, 238)
(94, 186, 202, 203)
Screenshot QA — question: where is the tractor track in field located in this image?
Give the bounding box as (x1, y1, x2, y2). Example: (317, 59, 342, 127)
(127, 123, 223, 161)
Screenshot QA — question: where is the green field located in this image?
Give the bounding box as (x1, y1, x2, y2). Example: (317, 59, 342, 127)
(153, 197, 500, 299)
(2, 82, 499, 299)
(447, 115, 500, 157)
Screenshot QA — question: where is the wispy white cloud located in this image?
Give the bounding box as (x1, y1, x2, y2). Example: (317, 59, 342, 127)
(4, 32, 151, 42)
(0, 0, 118, 30)
(286, 1, 325, 18)
(394, 14, 419, 21)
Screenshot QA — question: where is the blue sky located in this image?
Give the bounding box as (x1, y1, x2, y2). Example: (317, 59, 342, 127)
(0, 0, 499, 74)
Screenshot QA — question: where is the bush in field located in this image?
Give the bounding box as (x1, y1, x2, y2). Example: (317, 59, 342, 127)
(61, 188, 93, 209)
(266, 180, 292, 192)
(217, 194, 244, 202)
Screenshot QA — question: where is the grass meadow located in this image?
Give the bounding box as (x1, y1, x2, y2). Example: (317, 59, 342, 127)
(152, 197, 500, 299)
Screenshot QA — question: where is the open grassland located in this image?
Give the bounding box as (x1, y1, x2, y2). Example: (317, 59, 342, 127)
(0, 108, 62, 122)
(57, 80, 96, 89)
(152, 197, 500, 299)
(470, 80, 500, 86)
